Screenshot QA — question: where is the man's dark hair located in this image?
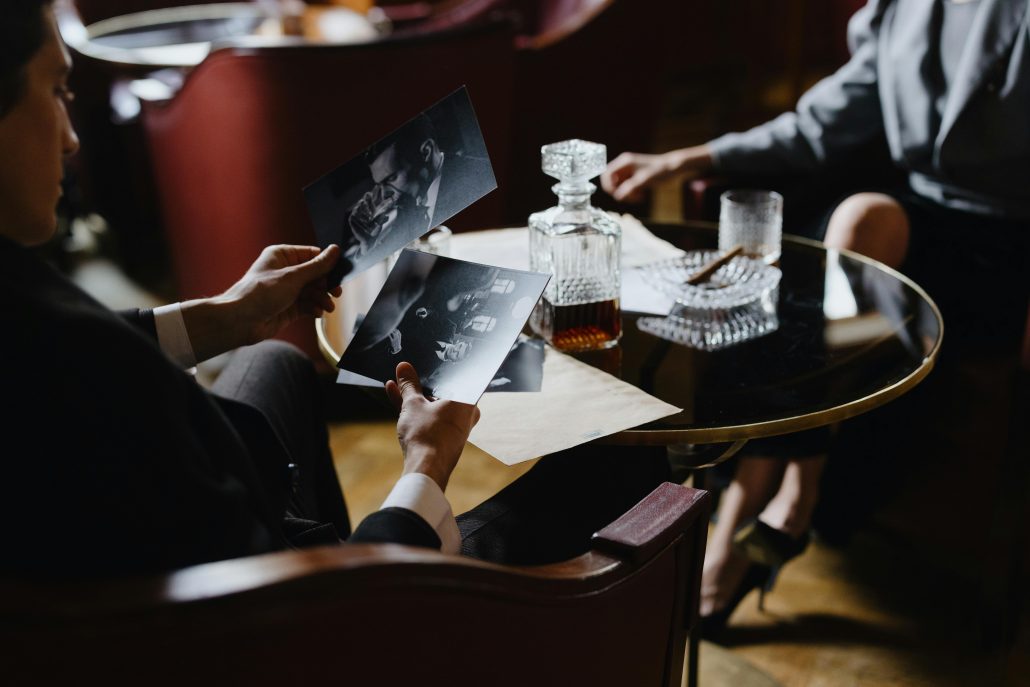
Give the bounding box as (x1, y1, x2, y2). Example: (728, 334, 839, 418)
(0, 0, 52, 118)
(365, 113, 437, 168)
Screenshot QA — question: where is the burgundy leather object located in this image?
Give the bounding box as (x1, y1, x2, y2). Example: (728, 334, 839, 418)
(142, 20, 515, 361)
(3, 482, 711, 687)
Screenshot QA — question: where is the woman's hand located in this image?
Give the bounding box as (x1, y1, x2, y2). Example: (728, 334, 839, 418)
(601, 145, 714, 203)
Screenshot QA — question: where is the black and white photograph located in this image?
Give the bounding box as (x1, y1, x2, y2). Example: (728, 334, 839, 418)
(339, 329, 545, 393)
(338, 250, 550, 404)
(304, 86, 496, 284)
(486, 337, 545, 392)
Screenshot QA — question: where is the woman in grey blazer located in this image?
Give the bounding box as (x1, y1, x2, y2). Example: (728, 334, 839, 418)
(603, 0, 1030, 635)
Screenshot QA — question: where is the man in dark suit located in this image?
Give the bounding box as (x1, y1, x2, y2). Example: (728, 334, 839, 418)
(0, 0, 480, 576)
(1, 0, 672, 579)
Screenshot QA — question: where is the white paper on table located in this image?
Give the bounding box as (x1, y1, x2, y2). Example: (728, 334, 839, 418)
(621, 268, 677, 315)
(449, 213, 684, 269)
(449, 215, 684, 316)
(449, 227, 531, 270)
(611, 213, 686, 268)
(470, 347, 682, 465)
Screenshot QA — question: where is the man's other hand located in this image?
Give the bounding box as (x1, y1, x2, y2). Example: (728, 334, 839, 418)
(182, 244, 342, 361)
(385, 362, 480, 491)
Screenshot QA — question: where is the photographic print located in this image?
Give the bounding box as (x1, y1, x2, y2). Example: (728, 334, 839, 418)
(304, 86, 496, 284)
(339, 250, 550, 404)
(487, 337, 545, 392)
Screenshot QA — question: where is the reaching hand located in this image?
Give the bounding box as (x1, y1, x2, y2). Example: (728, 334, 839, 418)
(600, 146, 714, 204)
(385, 362, 480, 491)
(182, 244, 342, 362)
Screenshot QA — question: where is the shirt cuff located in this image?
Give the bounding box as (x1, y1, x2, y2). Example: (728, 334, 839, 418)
(381, 472, 460, 555)
(153, 303, 198, 369)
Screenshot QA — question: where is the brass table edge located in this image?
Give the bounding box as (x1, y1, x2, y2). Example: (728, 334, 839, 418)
(315, 316, 339, 370)
(606, 351, 938, 445)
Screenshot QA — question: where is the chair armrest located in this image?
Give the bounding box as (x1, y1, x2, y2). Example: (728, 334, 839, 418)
(592, 482, 711, 564)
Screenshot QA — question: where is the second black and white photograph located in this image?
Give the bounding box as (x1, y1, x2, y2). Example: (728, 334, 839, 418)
(338, 250, 550, 404)
(304, 86, 496, 284)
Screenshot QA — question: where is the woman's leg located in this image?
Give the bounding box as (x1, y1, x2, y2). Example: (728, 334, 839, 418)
(824, 192, 910, 268)
(757, 457, 826, 539)
(701, 194, 909, 618)
(701, 457, 784, 616)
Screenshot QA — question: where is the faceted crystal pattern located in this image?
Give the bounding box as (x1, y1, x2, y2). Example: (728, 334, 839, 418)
(636, 288, 780, 351)
(541, 139, 608, 183)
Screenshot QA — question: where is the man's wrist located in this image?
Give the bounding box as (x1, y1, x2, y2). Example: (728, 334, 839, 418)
(179, 295, 245, 363)
(402, 447, 454, 492)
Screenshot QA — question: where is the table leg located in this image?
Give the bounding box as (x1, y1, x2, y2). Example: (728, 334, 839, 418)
(687, 628, 700, 687)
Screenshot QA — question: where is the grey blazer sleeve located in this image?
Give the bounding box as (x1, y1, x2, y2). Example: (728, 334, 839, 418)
(708, 0, 889, 175)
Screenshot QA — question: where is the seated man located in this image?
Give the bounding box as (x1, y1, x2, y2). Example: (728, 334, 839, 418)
(1, 0, 670, 578)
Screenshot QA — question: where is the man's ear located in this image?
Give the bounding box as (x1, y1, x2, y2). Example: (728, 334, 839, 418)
(420, 138, 438, 162)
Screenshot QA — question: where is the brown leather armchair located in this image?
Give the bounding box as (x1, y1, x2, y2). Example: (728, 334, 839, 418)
(3, 482, 711, 687)
(140, 19, 515, 361)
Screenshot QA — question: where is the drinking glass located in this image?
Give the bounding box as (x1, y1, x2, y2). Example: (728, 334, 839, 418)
(719, 190, 783, 264)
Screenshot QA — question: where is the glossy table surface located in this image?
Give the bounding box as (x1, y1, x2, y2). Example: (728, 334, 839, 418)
(319, 221, 943, 445)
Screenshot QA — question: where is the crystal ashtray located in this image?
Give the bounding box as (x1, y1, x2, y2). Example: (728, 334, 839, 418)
(637, 288, 780, 351)
(641, 250, 781, 310)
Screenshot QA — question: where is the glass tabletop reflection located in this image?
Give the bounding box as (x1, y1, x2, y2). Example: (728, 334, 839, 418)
(593, 222, 942, 444)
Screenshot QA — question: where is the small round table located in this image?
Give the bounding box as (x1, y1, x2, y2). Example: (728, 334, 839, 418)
(317, 221, 943, 462)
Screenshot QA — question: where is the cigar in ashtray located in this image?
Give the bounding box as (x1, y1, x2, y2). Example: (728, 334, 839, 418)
(686, 245, 744, 285)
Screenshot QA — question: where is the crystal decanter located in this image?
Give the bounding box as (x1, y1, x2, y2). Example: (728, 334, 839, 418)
(529, 139, 622, 351)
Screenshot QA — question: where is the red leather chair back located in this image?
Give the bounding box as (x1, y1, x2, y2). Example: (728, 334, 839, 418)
(142, 20, 515, 361)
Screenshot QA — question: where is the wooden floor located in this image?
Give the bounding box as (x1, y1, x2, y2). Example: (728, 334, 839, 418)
(330, 415, 1030, 687)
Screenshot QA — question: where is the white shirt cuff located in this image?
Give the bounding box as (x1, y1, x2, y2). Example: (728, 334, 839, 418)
(381, 472, 460, 554)
(153, 303, 198, 369)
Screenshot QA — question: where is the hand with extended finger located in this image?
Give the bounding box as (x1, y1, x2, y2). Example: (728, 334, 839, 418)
(384, 362, 480, 491)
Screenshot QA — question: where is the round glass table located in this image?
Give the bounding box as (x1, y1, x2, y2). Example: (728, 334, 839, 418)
(318, 221, 943, 450)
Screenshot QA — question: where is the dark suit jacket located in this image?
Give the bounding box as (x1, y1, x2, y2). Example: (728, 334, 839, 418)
(0, 236, 437, 579)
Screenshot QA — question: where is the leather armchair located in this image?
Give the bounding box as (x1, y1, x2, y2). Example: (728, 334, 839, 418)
(3, 482, 711, 687)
